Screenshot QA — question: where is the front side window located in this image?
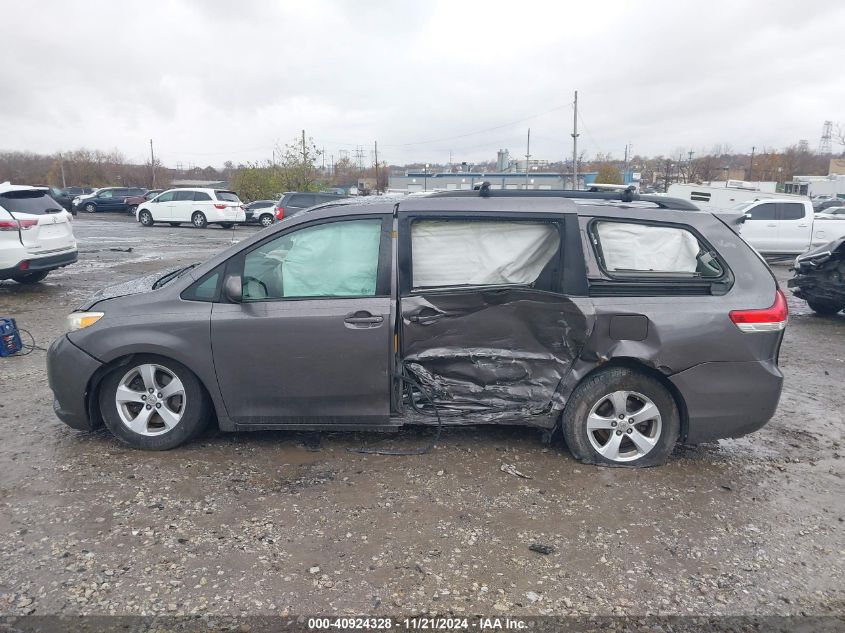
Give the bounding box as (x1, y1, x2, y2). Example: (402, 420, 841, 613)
(98, 190, 114, 199)
(155, 191, 175, 203)
(410, 220, 560, 290)
(745, 202, 777, 220)
(242, 219, 382, 301)
(593, 221, 723, 278)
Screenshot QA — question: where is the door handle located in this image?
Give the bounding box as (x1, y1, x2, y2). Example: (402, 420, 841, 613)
(766, 223, 777, 227)
(344, 312, 383, 326)
(408, 313, 448, 324)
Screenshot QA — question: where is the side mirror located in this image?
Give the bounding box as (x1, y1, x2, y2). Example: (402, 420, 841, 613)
(223, 274, 242, 303)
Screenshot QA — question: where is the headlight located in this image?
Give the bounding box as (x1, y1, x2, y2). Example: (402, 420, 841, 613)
(66, 311, 104, 332)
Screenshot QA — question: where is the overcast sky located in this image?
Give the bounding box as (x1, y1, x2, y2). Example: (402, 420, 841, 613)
(1, 0, 843, 168)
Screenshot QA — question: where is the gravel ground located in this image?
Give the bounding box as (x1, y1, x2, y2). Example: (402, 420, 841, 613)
(0, 215, 842, 619)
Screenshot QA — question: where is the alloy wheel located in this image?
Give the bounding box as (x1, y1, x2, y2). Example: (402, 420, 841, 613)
(585, 390, 662, 462)
(115, 364, 186, 436)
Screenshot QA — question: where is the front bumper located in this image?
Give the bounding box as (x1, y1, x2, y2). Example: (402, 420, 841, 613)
(0, 249, 77, 278)
(670, 359, 784, 443)
(47, 334, 103, 430)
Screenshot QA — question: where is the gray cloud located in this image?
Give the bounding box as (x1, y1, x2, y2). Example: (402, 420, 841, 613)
(1, 0, 842, 167)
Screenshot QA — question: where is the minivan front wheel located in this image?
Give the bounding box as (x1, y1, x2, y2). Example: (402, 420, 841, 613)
(84, 203, 96, 213)
(99, 355, 209, 450)
(259, 213, 274, 227)
(562, 367, 679, 467)
(138, 210, 154, 226)
(191, 212, 208, 228)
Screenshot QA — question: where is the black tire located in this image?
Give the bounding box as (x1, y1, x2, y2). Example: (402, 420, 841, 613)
(99, 355, 210, 450)
(561, 367, 679, 467)
(12, 270, 49, 284)
(219, 222, 234, 229)
(138, 210, 154, 227)
(169, 222, 181, 227)
(191, 212, 207, 228)
(84, 203, 96, 213)
(807, 300, 843, 315)
(259, 214, 274, 227)
(127, 204, 138, 214)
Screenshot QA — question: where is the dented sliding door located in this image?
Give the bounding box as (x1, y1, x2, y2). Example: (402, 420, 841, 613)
(398, 214, 591, 424)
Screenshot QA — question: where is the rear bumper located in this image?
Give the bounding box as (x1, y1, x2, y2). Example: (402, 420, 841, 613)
(670, 359, 783, 443)
(47, 334, 102, 431)
(0, 249, 77, 278)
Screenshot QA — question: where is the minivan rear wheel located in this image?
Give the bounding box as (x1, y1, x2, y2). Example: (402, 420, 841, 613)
(191, 212, 208, 228)
(99, 355, 210, 450)
(561, 367, 679, 467)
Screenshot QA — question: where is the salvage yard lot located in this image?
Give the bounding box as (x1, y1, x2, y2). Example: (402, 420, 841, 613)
(0, 215, 843, 616)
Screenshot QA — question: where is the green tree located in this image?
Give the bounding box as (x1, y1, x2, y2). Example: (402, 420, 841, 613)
(595, 163, 623, 184)
(276, 134, 323, 192)
(229, 162, 287, 202)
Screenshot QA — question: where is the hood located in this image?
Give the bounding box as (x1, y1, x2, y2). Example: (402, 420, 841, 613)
(794, 236, 845, 271)
(77, 268, 181, 310)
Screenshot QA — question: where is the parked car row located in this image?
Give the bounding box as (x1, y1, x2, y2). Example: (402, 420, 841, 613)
(73, 187, 148, 214)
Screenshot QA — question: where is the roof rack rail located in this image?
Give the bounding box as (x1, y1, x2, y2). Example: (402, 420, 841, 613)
(427, 182, 700, 211)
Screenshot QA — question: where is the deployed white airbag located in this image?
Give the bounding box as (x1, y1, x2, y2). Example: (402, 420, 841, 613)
(411, 221, 559, 288)
(596, 221, 700, 273)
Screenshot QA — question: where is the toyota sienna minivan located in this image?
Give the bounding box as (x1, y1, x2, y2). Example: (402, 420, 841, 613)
(47, 188, 787, 466)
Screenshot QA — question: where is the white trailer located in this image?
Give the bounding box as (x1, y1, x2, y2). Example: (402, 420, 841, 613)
(668, 182, 808, 211)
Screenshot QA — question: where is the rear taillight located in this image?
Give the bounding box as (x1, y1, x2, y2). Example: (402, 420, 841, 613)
(18, 260, 29, 271)
(275, 206, 285, 219)
(213, 203, 227, 210)
(18, 219, 37, 230)
(730, 289, 788, 333)
(0, 220, 19, 231)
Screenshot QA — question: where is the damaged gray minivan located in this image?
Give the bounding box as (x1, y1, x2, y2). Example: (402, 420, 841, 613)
(47, 189, 787, 466)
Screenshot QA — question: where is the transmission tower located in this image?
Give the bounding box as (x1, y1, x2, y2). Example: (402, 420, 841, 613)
(818, 121, 833, 155)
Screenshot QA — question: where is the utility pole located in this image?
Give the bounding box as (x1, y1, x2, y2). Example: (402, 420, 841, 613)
(301, 130, 306, 165)
(623, 143, 630, 181)
(149, 139, 156, 188)
(571, 90, 579, 190)
(748, 146, 755, 181)
(687, 150, 694, 182)
(525, 128, 531, 189)
(59, 153, 67, 188)
(374, 141, 379, 195)
(664, 159, 672, 191)
(272, 147, 275, 168)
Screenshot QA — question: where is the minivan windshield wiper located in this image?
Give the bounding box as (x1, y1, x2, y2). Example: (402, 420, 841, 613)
(152, 263, 199, 289)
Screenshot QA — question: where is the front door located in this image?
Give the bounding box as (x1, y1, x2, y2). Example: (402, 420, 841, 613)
(739, 201, 779, 253)
(777, 202, 810, 253)
(210, 215, 394, 425)
(397, 214, 589, 422)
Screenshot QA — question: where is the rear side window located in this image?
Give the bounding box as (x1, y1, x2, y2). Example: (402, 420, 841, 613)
(745, 203, 777, 220)
(410, 220, 560, 290)
(193, 191, 212, 201)
(592, 221, 723, 279)
(780, 203, 805, 220)
(287, 194, 314, 207)
(174, 191, 196, 201)
(0, 191, 63, 215)
(215, 191, 240, 203)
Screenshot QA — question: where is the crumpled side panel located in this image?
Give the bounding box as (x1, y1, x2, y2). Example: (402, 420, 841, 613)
(401, 290, 591, 422)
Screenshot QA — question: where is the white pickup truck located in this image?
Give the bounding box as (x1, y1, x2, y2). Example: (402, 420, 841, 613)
(736, 198, 845, 255)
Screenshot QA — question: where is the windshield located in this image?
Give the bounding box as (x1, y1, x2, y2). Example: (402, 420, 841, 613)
(152, 263, 199, 289)
(215, 191, 240, 203)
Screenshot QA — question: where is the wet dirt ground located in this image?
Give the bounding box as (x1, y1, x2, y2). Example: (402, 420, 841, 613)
(0, 215, 842, 619)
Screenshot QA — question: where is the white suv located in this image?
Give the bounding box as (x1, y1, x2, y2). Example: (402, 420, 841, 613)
(0, 182, 77, 284)
(136, 188, 246, 228)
